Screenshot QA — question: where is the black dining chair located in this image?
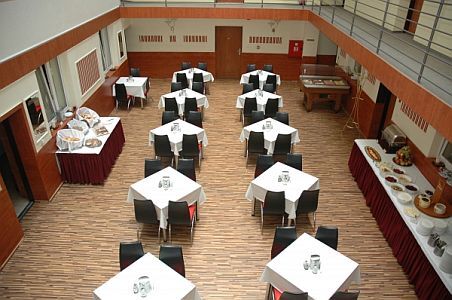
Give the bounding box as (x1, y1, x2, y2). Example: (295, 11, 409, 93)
(261, 191, 286, 233)
(266, 74, 277, 93)
(171, 82, 183, 92)
(176, 73, 189, 90)
(130, 67, 140, 77)
(315, 225, 339, 250)
(154, 135, 174, 166)
(248, 74, 260, 90)
(295, 189, 319, 227)
(197, 62, 207, 71)
(193, 72, 204, 83)
(285, 153, 302, 170)
(186, 111, 203, 128)
(144, 158, 163, 177)
(242, 83, 254, 95)
(272, 290, 308, 300)
(180, 134, 202, 168)
(246, 131, 266, 166)
(255, 154, 274, 178)
(275, 112, 289, 125)
(159, 244, 185, 277)
(251, 110, 265, 124)
(191, 81, 204, 95)
(242, 97, 257, 125)
(271, 226, 297, 259)
(119, 241, 144, 271)
(177, 158, 196, 181)
(114, 83, 133, 111)
(330, 291, 360, 300)
(263, 83, 276, 93)
(181, 62, 192, 70)
(164, 97, 179, 116)
(265, 98, 279, 118)
(263, 64, 273, 73)
(162, 111, 179, 125)
(134, 199, 161, 241)
(247, 63, 257, 72)
(273, 134, 292, 158)
(184, 97, 198, 119)
(167, 201, 197, 244)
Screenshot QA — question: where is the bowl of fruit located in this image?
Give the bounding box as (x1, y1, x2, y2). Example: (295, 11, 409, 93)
(393, 146, 413, 166)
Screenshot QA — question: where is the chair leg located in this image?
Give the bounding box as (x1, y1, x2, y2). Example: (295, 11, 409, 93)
(251, 198, 256, 216)
(157, 227, 161, 243)
(313, 212, 316, 229)
(281, 215, 285, 227)
(260, 204, 264, 234)
(169, 224, 172, 242)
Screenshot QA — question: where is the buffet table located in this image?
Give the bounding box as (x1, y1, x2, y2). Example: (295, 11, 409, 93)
(349, 139, 451, 300)
(56, 117, 125, 184)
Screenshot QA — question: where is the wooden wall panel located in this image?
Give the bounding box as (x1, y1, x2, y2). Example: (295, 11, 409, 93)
(0, 8, 120, 90)
(120, 7, 309, 21)
(309, 13, 452, 142)
(0, 174, 23, 270)
(240, 53, 303, 80)
(316, 55, 337, 65)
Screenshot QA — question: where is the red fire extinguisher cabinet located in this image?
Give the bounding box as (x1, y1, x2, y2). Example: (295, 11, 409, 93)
(288, 40, 303, 58)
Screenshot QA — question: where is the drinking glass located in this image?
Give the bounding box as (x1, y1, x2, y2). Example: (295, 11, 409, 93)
(162, 176, 171, 190)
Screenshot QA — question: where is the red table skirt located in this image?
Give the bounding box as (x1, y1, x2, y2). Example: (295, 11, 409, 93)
(348, 143, 450, 300)
(57, 120, 125, 184)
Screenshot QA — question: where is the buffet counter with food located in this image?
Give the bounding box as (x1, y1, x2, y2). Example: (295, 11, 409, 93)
(56, 108, 125, 184)
(349, 139, 451, 300)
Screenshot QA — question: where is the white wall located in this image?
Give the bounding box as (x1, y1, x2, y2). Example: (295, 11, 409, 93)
(0, 0, 119, 62)
(317, 32, 338, 55)
(414, 0, 452, 58)
(125, 19, 315, 55)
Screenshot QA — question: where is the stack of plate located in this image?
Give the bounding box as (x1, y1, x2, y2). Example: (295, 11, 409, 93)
(416, 219, 434, 236)
(439, 246, 452, 274)
(434, 220, 448, 234)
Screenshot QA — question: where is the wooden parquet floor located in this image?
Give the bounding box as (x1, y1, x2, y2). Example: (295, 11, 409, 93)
(0, 79, 418, 299)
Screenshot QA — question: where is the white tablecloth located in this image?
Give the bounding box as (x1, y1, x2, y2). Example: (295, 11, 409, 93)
(355, 139, 452, 292)
(240, 118, 300, 155)
(172, 68, 214, 89)
(113, 77, 148, 98)
(245, 162, 319, 219)
(236, 89, 283, 111)
(159, 88, 209, 117)
(127, 167, 206, 229)
(240, 70, 281, 90)
(261, 233, 360, 300)
(55, 117, 120, 155)
(93, 253, 201, 300)
(149, 120, 207, 157)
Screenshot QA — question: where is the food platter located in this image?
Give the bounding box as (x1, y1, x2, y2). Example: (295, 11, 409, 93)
(365, 146, 381, 162)
(85, 138, 102, 148)
(393, 156, 412, 166)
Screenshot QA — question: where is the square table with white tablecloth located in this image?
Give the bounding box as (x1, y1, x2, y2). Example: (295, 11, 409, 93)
(240, 118, 300, 155)
(159, 88, 209, 117)
(236, 89, 283, 111)
(149, 120, 208, 157)
(113, 77, 149, 109)
(240, 70, 281, 90)
(172, 68, 214, 89)
(246, 162, 319, 220)
(261, 233, 360, 300)
(93, 253, 202, 300)
(127, 167, 206, 230)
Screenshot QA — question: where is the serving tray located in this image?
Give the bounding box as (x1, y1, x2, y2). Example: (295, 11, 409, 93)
(364, 146, 381, 162)
(414, 196, 451, 218)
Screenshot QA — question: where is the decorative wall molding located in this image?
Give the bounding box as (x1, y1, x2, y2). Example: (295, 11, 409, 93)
(249, 36, 282, 44)
(139, 35, 163, 43)
(169, 35, 177, 43)
(76, 49, 100, 96)
(400, 100, 429, 132)
(182, 35, 207, 43)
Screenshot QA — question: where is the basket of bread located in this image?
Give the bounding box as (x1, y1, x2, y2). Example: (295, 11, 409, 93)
(56, 129, 84, 151)
(67, 119, 89, 135)
(76, 107, 99, 128)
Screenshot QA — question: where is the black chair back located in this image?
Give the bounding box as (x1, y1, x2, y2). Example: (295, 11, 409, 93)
(115, 83, 130, 109)
(263, 64, 273, 72)
(286, 153, 302, 170)
(192, 81, 204, 94)
(162, 111, 178, 125)
(164, 97, 179, 115)
(134, 199, 159, 225)
(273, 134, 292, 156)
(280, 291, 308, 300)
(275, 112, 289, 125)
(168, 201, 192, 226)
(159, 244, 185, 277)
(266, 74, 277, 91)
(197, 62, 207, 71)
(154, 135, 173, 158)
(186, 111, 203, 128)
(242, 83, 254, 95)
(130, 68, 140, 77)
(330, 291, 360, 300)
(171, 82, 182, 92)
(315, 226, 339, 250)
(255, 154, 274, 178)
(248, 74, 260, 90)
(181, 62, 192, 70)
(248, 131, 266, 155)
(181, 134, 200, 158)
(243, 97, 257, 118)
(251, 110, 265, 124)
(119, 241, 144, 271)
(271, 226, 297, 259)
(177, 158, 196, 181)
(247, 64, 256, 72)
(263, 83, 276, 93)
(263, 191, 285, 215)
(176, 73, 189, 89)
(184, 97, 198, 117)
(265, 98, 279, 118)
(144, 158, 163, 177)
(193, 73, 204, 83)
(296, 189, 319, 215)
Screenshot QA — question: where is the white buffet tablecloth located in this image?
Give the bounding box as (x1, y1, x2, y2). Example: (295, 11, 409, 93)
(56, 117, 120, 155)
(127, 167, 206, 229)
(355, 139, 452, 291)
(236, 89, 283, 111)
(240, 118, 300, 155)
(240, 70, 281, 90)
(93, 253, 201, 300)
(149, 120, 207, 157)
(261, 233, 360, 300)
(246, 162, 319, 220)
(172, 68, 214, 89)
(113, 77, 148, 99)
(159, 88, 209, 117)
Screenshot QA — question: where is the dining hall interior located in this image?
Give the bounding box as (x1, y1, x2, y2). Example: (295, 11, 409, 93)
(0, 0, 451, 299)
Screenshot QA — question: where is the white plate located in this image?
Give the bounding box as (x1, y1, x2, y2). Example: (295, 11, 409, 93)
(64, 111, 73, 118)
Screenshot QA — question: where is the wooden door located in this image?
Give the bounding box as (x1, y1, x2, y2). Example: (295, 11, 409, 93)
(215, 27, 242, 78)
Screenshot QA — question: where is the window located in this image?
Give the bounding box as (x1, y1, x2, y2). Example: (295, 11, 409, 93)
(35, 58, 68, 122)
(118, 31, 125, 59)
(99, 27, 112, 71)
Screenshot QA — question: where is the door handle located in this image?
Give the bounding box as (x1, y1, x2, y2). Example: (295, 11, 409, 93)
(238, 48, 241, 56)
